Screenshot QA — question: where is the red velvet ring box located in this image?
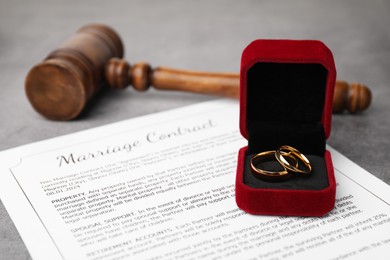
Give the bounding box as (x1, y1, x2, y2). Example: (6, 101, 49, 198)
(235, 39, 337, 216)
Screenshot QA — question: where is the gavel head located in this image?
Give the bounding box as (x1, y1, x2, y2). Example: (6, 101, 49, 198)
(25, 24, 123, 120)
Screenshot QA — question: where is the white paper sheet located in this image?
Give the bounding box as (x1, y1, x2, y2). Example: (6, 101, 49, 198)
(1, 100, 389, 260)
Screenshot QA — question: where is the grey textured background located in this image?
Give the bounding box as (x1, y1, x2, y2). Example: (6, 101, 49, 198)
(0, 0, 389, 259)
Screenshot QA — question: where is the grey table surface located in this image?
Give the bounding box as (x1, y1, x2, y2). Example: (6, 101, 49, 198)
(0, 0, 389, 259)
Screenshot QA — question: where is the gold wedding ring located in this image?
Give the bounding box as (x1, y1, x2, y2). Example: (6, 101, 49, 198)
(250, 145, 313, 182)
(275, 145, 312, 176)
(250, 150, 297, 182)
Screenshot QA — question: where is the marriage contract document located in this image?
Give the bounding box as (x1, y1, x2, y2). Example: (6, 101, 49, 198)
(0, 100, 389, 260)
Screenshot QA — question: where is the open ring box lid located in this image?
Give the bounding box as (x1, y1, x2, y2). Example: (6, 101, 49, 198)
(235, 39, 337, 216)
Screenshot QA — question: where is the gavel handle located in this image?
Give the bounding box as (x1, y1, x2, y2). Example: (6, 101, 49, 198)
(152, 67, 239, 99)
(106, 58, 372, 113)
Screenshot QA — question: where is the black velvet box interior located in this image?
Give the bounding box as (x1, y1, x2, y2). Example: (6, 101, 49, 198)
(244, 62, 329, 190)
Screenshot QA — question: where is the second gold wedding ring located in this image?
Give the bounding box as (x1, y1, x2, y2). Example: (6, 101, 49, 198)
(275, 145, 312, 176)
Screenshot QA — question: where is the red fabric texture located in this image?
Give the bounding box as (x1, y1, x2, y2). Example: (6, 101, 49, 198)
(239, 39, 336, 139)
(236, 39, 337, 216)
(236, 148, 336, 216)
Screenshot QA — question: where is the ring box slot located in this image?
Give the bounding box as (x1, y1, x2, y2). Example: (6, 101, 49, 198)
(235, 40, 337, 216)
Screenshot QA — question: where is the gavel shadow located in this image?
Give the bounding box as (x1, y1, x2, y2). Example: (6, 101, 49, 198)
(78, 86, 214, 121)
(77, 87, 121, 121)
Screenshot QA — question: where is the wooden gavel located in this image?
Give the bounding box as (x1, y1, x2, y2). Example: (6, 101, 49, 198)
(25, 24, 372, 121)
